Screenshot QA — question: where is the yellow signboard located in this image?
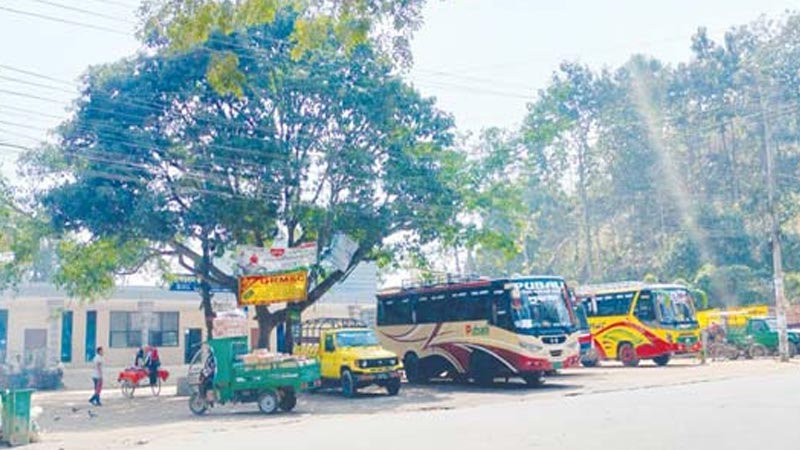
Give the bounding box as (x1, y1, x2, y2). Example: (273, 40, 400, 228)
(238, 271, 308, 306)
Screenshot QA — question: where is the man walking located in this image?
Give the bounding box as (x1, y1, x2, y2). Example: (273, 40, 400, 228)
(89, 347, 104, 406)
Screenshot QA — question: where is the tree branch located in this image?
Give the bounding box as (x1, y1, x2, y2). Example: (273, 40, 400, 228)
(171, 240, 237, 288)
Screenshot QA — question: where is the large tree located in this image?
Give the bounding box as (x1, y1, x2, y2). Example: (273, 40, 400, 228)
(29, 9, 457, 346)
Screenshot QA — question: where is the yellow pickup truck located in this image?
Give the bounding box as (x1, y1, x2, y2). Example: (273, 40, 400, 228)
(294, 318, 403, 397)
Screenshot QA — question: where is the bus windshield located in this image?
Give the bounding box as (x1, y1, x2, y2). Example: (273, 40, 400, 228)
(654, 289, 698, 325)
(512, 279, 575, 331)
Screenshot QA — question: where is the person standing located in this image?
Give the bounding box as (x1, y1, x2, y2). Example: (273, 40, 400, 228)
(145, 346, 161, 386)
(89, 347, 104, 406)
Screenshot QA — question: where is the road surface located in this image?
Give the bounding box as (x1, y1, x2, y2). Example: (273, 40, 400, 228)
(30, 359, 800, 449)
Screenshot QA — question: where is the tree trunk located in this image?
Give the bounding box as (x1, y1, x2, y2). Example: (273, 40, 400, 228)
(255, 305, 275, 350)
(577, 139, 594, 281)
(200, 235, 214, 339)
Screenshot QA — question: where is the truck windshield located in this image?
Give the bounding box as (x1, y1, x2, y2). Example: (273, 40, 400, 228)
(654, 289, 698, 326)
(765, 319, 777, 331)
(336, 330, 380, 347)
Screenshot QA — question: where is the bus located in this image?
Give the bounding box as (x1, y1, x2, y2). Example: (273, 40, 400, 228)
(376, 276, 581, 386)
(576, 282, 702, 367)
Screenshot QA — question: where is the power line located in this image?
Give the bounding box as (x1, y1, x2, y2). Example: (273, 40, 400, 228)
(0, 5, 131, 36)
(0, 64, 76, 88)
(0, 74, 76, 96)
(29, 0, 137, 25)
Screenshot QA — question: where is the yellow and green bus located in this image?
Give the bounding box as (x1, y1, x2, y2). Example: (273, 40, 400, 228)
(576, 282, 702, 367)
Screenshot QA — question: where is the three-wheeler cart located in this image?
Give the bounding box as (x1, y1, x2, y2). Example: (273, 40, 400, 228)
(187, 336, 321, 415)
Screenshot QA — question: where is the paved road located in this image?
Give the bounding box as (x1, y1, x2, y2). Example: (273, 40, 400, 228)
(28, 360, 800, 450)
(161, 373, 800, 450)
(34, 361, 800, 450)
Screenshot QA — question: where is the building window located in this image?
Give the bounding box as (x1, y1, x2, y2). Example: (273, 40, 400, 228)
(110, 311, 179, 348)
(110, 312, 142, 348)
(149, 312, 179, 347)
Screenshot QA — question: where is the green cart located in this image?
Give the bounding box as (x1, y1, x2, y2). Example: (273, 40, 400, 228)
(187, 336, 321, 415)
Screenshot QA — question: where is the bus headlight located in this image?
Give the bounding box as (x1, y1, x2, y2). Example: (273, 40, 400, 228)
(520, 342, 543, 353)
(569, 340, 580, 351)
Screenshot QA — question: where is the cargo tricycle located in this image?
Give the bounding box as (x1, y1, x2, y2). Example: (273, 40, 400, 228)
(187, 336, 320, 415)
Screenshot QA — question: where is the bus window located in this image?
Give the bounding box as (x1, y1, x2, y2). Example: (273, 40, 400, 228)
(377, 298, 414, 325)
(415, 295, 447, 324)
(453, 291, 490, 322)
(592, 292, 635, 317)
(492, 295, 514, 331)
(634, 291, 656, 322)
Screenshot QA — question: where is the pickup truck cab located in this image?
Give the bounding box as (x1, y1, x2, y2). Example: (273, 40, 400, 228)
(728, 317, 800, 357)
(295, 318, 403, 397)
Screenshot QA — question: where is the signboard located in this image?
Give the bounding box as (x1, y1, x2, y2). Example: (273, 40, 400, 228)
(327, 233, 359, 272)
(168, 277, 233, 293)
(236, 242, 317, 273)
(238, 270, 309, 306)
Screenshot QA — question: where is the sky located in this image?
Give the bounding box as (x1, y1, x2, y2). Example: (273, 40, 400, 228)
(0, 0, 798, 180)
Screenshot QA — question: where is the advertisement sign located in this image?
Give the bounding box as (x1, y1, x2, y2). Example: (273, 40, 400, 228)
(236, 242, 317, 273)
(238, 270, 309, 306)
(327, 233, 359, 272)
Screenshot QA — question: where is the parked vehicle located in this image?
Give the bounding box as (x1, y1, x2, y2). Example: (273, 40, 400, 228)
(118, 367, 169, 398)
(376, 275, 580, 387)
(572, 302, 597, 367)
(726, 317, 800, 358)
(576, 282, 702, 367)
(294, 318, 403, 397)
(187, 336, 320, 415)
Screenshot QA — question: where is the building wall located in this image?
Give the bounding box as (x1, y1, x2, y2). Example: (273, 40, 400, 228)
(0, 264, 379, 367)
(0, 284, 229, 367)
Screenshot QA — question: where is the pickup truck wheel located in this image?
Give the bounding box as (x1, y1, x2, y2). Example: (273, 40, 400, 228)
(189, 392, 208, 416)
(385, 377, 401, 396)
(278, 388, 297, 411)
(788, 343, 798, 358)
(341, 370, 357, 398)
(653, 354, 671, 366)
(258, 390, 279, 414)
(748, 343, 768, 359)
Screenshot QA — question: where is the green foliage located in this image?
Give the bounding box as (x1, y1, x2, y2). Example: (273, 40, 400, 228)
(30, 14, 456, 315)
(53, 238, 153, 302)
(458, 13, 800, 307)
(137, 0, 425, 98)
(0, 179, 51, 289)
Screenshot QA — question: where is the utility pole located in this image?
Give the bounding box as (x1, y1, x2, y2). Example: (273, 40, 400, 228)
(758, 82, 790, 362)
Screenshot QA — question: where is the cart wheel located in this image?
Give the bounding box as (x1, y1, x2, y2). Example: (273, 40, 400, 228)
(151, 378, 162, 397)
(189, 392, 208, 415)
(258, 390, 279, 414)
(121, 380, 135, 398)
(278, 388, 297, 412)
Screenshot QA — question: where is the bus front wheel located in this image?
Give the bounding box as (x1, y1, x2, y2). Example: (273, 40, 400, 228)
(522, 372, 544, 387)
(403, 353, 424, 384)
(470, 352, 495, 387)
(618, 343, 640, 367)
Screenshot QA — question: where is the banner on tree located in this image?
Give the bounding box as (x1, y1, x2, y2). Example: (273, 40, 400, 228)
(236, 242, 317, 273)
(238, 270, 309, 306)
